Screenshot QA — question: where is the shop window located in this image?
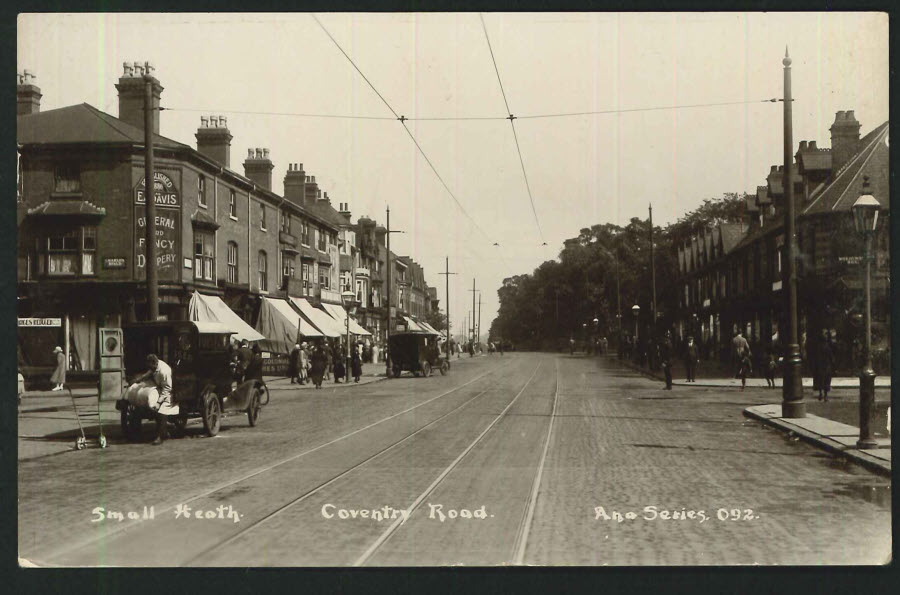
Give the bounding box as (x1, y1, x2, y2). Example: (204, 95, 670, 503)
(258, 250, 268, 292)
(54, 164, 80, 193)
(227, 241, 238, 283)
(198, 175, 207, 207)
(193, 230, 214, 281)
(229, 190, 237, 219)
(39, 226, 96, 276)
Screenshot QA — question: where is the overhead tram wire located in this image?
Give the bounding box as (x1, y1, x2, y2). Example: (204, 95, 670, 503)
(310, 12, 502, 260)
(161, 98, 784, 122)
(479, 13, 544, 244)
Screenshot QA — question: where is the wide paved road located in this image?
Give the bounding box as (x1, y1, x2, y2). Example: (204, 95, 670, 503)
(18, 352, 890, 566)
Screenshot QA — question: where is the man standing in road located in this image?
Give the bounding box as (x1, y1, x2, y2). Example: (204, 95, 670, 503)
(289, 343, 301, 384)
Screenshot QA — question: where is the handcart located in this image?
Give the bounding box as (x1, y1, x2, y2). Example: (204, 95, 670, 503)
(68, 386, 107, 450)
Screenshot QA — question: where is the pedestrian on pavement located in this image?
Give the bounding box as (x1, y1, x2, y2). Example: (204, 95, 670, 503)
(289, 343, 301, 384)
(569, 337, 575, 355)
(372, 342, 380, 364)
(660, 332, 673, 390)
(732, 329, 750, 378)
(333, 343, 346, 383)
(815, 330, 835, 401)
(310, 344, 327, 389)
(125, 354, 176, 445)
(739, 350, 753, 391)
(684, 336, 698, 382)
(351, 347, 362, 383)
(764, 349, 777, 388)
(50, 346, 66, 391)
(299, 342, 310, 385)
(325, 341, 334, 378)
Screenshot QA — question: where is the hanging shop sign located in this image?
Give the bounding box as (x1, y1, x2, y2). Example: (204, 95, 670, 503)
(18, 317, 62, 327)
(134, 171, 181, 281)
(103, 257, 127, 269)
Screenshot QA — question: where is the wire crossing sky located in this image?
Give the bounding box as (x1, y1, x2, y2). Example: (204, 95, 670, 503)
(17, 12, 889, 339)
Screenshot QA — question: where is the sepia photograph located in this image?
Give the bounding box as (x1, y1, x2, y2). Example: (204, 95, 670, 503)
(15, 11, 890, 567)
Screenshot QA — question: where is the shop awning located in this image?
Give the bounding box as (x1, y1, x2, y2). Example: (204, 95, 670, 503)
(256, 297, 322, 354)
(321, 303, 372, 336)
(289, 297, 344, 338)
(402, 316, 429, 333)
(188, 292, 265, 342)
(417, 321, 442, 336)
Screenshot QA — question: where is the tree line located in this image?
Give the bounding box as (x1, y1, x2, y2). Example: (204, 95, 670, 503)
(489, 194, 746, 350)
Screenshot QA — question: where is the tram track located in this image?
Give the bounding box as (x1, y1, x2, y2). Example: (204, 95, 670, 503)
(352, 361, 546, 567)
(38, 358, 516, 565)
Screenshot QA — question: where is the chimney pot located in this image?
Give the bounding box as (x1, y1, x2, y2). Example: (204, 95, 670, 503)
(770, 165, 777, 173)
(298, 163, 303, 171)
(836, 110, 846, 120)
(809, 140, 817, 150)
(846, 110, 856, 120)
(201, 116, 208, 127)
(263, 148, 270, 159)
(799, 140, 807, 151)
(123, 62, 133, 77)
(248, 148, 254, 158)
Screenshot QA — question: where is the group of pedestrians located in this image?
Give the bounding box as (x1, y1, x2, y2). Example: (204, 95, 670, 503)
(288, 340, 365, 389)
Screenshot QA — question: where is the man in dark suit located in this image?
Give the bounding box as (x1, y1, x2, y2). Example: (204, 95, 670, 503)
(660, 332, 674, 390)
(684, 336, 699, 382)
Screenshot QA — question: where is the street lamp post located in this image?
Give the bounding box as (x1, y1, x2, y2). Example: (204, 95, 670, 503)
(781, 47, 805, 418)
(852, 178, 882, 449)
(341, 290, 358, 383)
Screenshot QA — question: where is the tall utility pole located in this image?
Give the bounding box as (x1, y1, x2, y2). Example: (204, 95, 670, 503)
(615, 249, 622, 347)
(144, 72, 159, 321)
(649, 204, 657, 326)
(781, 47, 805, 418)
(477, 294, 482, 345)
(385, 206, 392, 377)
(469, 278, 477, 345)
(438, 257, 457, 359)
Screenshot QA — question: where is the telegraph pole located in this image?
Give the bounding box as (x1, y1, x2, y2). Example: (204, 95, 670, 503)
(385, 206, 392, 377)
(143, 71, 159, 321)
(438, 257, 457, 360)
(781, 47, 805, 418)
(649, 204, 657, 326)
(384, 208, 405, 378)
(477, 294, 482, 346)
(469, 278, 477, 345)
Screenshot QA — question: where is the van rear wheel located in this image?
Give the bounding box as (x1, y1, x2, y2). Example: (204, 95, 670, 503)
(202, 392, 221, 437)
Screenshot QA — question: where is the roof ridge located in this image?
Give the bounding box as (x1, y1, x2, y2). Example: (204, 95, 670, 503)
(803, 121, 888, 214)
(831, 125, 888, 211)
(80, 103, 134, 140)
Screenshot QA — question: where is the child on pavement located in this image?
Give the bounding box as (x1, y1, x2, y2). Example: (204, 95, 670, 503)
(739, 352, 753, 391)
(764, 352, 776, 388)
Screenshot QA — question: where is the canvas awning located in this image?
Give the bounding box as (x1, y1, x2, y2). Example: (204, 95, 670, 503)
(321, 302, 372, 336)
(188, 292, 265, 342)
(417, 321, 441, 336)
(403, 316, 428, 333)
(289, 297, 344, 338)
(256, 297, 322, 354)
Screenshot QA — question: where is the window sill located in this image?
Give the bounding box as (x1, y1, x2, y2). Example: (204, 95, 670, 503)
(198, 202, 208, 209)
(260, 227, 267, 232)
(230, 215, 238, 221)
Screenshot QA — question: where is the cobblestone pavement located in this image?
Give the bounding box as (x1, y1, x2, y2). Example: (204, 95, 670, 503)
(18, 353, 890, 566)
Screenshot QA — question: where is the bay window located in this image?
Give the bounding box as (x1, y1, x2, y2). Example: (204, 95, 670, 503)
(38, 226, 96, 276)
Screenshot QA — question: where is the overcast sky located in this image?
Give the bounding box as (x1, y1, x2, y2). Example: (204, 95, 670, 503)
(17, 12, 889, 336)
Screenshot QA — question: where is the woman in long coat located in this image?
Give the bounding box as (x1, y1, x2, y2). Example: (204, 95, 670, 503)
(351, 347, 362, 383)
(309, 344, 327, 389)
(50, 346, 66, 391)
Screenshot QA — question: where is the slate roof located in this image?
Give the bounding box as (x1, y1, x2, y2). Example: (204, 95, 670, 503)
(17, 103, 187, 150)
(719, 223, 746, 254)
(803, 121, 889, 216)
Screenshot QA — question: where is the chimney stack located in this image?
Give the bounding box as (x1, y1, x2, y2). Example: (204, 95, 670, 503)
(284, 162, 307, 205)
(115, 61, 163, 134)
(339, 202, 352, 219)
(243, 147, 274, 191)
(830, 109, 861, 172)
(304, 174, 319, 205)
(17, 70, 42, 116)
(195, 114, 233, 167)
